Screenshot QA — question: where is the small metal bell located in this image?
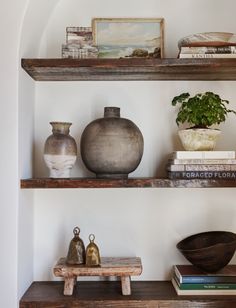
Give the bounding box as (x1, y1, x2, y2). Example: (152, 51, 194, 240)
(66, 227, 86, 265)
(86, 234, 101, 266)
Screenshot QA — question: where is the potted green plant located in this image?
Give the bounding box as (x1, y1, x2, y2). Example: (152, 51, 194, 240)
(172, 91, 236, 151)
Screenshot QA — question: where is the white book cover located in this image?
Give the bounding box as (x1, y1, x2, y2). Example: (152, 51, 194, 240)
(172, 151, 235, 159)
(167, 164, 236, 172)
(180, 46, 236, 54)
(179, 53, 236, 58)
(169, 158, 236, 165)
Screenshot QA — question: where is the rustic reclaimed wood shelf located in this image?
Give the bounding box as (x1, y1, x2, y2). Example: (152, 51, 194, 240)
(20, 281, 236, 308)
(54, 257, 142, 296)
(20, 177, 236, 188)
(21, 58, 236, 81)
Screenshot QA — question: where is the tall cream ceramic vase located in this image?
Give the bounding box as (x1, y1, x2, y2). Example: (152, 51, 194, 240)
(44, 122, 77, 178)
(80, 107, 144, 179)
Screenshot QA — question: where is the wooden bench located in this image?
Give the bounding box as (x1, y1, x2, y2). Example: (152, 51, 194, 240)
(54, 257, 142, 296)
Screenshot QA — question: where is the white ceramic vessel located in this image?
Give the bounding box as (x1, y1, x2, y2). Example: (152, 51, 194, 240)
(44, 122, 77, 178)
(178, 128, 221, 151)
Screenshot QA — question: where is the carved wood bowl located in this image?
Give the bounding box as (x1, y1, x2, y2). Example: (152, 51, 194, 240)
(177, 231, 236, 272)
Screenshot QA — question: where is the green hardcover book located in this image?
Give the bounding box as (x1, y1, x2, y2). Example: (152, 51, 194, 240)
(174, 274, 236, 290)
(172, 278, 236, 296)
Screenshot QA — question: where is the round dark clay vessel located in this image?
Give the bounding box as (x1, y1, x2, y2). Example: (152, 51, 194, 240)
(177, 231, 236, 272)
(80, 107, 144, 179)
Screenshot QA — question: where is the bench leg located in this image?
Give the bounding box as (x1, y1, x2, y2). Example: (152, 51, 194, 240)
(121, 276, 131, 295)
(64, 276, 76, 296)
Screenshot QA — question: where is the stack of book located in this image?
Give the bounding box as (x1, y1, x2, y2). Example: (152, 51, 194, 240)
(167, 151, 236, 180)
(62, 27, 98, 59)
(172, 264, 236, 295)
(179, 46, 236, 58)
(178, 32, 236, 59)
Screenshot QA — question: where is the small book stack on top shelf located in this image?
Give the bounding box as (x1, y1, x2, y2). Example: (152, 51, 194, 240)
(167, 151, 236, 180)
(178, 32, 236, 59)
(172, 264, 236, 295)
(62, 27, 98, 59)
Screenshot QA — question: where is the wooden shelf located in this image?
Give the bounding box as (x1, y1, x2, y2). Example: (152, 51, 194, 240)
(21, 58, 236, 81)
(20, 177, 236, 188)
(20, 281, 236, 308)
(20, 58, 236, 189)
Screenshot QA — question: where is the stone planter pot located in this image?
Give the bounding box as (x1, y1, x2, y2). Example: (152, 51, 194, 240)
(44, 122, 77, 178)
(80, 107, 144, 179)
(178, 128, 221, 151)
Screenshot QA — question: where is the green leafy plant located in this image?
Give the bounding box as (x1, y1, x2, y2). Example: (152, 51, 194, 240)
(172, 91, 236, 128)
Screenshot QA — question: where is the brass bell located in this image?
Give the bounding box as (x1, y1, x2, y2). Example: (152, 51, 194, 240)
(66, 227, 86, 265)
(86, 234, 101, 266)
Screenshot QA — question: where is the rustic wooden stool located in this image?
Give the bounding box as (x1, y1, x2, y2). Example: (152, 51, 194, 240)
(54, 257, 142, 296)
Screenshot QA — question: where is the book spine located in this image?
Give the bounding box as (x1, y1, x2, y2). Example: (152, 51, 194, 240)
(172, 278, 236, 295)
(167, 164, 236, 172)
(180, 276, 236, 284)
(172, 151, 235, 159)
(174, 266, 236, 284)
(179, 53, 236, 58)
(173, 266, 182, 283)
(66, 27, 92, 33)
(168, 171, 236, 179)
(180, 46, 236, 54)
(179, 283, 236, 290)
(174, 275, 236, 290)
(169, 159, 236, 165)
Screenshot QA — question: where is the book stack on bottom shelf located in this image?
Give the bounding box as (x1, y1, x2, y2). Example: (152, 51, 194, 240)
(167, 151, 236, 180)
(172, 265, 236, 295)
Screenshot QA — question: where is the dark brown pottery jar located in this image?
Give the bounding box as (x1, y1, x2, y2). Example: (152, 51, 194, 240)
(44, 122, 77, 178)
(80, 107, 144, 179)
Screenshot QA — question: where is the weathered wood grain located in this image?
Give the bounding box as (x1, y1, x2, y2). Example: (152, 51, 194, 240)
(20, 177, 236, 188)
(21, 58, 236, 81)
(121, 276, 131, 295)
(19, 281, 236, 307)
(64, 277, 75, 296)
(54, 257, 142, 277)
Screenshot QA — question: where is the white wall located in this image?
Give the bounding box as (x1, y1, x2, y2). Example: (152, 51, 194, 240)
(0, 0, 29, 307)
(18, 1, 59, 299)
(32, 0, 236, 282)
(39, 0, 236, 58)
(34, 188, 236, 281)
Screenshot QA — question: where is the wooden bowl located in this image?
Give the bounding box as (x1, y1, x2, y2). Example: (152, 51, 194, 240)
(177, 231, 236, 272)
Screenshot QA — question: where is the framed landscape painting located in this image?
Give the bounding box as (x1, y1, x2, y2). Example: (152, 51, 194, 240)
(92, 18, 164, 58)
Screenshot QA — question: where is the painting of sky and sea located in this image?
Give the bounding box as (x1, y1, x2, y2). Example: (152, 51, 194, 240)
(93, 19, 163, 58)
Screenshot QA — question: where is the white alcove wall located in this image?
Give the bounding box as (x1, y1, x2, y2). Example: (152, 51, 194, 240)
(0, 0, 57, 305)
(18, 0, 59, 300)
(27, 0, 236, 283)
(1, 1, 29, 306)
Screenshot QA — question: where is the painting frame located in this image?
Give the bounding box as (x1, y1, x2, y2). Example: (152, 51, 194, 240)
(92, 18, 164, 59)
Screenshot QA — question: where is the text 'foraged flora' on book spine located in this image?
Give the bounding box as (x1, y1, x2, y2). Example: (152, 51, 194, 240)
(168, 171, 236, 179)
